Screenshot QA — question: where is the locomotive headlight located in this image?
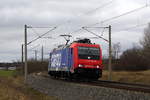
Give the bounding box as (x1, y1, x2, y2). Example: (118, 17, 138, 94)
(78, 64, 83, 67)
(96, 65, 100, 68)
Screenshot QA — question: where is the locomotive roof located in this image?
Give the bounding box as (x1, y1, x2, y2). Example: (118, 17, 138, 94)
(52, 38, 100, 51)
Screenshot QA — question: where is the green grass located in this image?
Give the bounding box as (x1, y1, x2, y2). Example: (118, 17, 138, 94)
(0, 70, 17, 76)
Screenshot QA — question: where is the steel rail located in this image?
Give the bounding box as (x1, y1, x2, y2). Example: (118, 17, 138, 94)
(37, 73, 150, 93)
(90, 80, 150, 93)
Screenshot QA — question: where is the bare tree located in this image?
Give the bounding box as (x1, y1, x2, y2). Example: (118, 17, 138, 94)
(119, 47, 148, 70)
(141, 23, 150, 50)
(112, 42, 121, 59)
(140, 23, 150, 66)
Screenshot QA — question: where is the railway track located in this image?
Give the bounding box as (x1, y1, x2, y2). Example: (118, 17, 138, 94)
(37, 73, 150, 93)
(87, 80, 150, 93)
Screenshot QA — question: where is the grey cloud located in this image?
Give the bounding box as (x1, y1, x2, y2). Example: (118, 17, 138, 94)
(0, 0, 150, 62)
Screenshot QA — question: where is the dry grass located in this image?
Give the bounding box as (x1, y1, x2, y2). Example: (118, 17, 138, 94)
(1, 70, 149, 100)
(101, 70, 150, 85)
(0, 76, 58, 100)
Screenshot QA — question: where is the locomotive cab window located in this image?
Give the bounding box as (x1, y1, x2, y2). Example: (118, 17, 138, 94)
(78, 46, 100, 60)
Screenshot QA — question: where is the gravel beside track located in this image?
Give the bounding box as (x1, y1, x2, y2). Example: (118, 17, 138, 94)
(27, 74, 150, 100)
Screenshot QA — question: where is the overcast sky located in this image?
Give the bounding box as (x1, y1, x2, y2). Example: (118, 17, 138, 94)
(0, 0, 150, 62)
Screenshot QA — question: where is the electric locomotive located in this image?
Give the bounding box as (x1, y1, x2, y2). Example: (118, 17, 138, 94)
(48, 38, 103, 79)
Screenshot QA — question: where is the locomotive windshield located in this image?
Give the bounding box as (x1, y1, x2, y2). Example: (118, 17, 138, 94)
(78, 46, 100, 60)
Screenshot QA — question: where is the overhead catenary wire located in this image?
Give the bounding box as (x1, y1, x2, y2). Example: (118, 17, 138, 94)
(82, 27, 109, 42)
(54, 0, 114, 30)
(23, 1, 150, 64)
(28, 26, 58, 42)
(70, 4, 149, 35)
(26, 1, 150, 54)
(122, 23, 148, 30)
(41, 36, 54, 39)
(91, 4, 149, 26)
(82, 22, 149, 40)
(31, 28, 40, 37)
(78, 26, 121, 45)
(76, 36, 99, 39)
(27, 27, 57, 45)
(45, 0, 114, 36)
(28, 44, 40, 51)
(112, 22, 149, 33)
(30, 26, 56, 28)
(84, 0, 114, 15)
(82, 26, 107, 36)
(101, 28, 106, 36)
(26, 2, 149, 48)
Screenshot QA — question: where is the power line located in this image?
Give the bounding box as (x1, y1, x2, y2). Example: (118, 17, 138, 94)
(82, 27, 109, 42)
(83, 26, 107, 36)
(55, 1, 114, 35)
(101, 28, 106, 36)
(92, 4, 149, 25)
(41, 36, 54, 39)
(31, 28, 40, 37)
(27, 27, 57, 45)
(76, 36, 99, 39)
(123, 23, 148, 30)
(84, 0, 114, 15)
(70, 4, 149, 35)
(28, 44, 40, 51)
(55, 1, 114, 30)
(114, 22, 149, 33)
(30, 26, 56, 28)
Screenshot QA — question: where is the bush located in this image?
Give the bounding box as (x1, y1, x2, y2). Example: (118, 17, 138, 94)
(27, 60, 48, 73)
(112, 47, 149, 71)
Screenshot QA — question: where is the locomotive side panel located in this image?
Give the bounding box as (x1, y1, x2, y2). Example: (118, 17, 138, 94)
(48, 48, 73, 72)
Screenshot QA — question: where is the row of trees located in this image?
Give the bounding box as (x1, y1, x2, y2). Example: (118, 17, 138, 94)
(110, 23, 150, 70)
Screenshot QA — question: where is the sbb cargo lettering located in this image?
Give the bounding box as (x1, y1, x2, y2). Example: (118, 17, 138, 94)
(51, 53, 61, 67)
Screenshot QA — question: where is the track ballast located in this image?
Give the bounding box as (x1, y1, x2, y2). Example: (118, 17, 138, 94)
(38, 73, 150, 93)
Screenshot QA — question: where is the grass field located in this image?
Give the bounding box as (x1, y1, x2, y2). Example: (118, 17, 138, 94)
(0, 70, 58, 100)
(0, 70, 17, 76)
(0, 70, 150, 100)
(101, 70, 150, 85)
